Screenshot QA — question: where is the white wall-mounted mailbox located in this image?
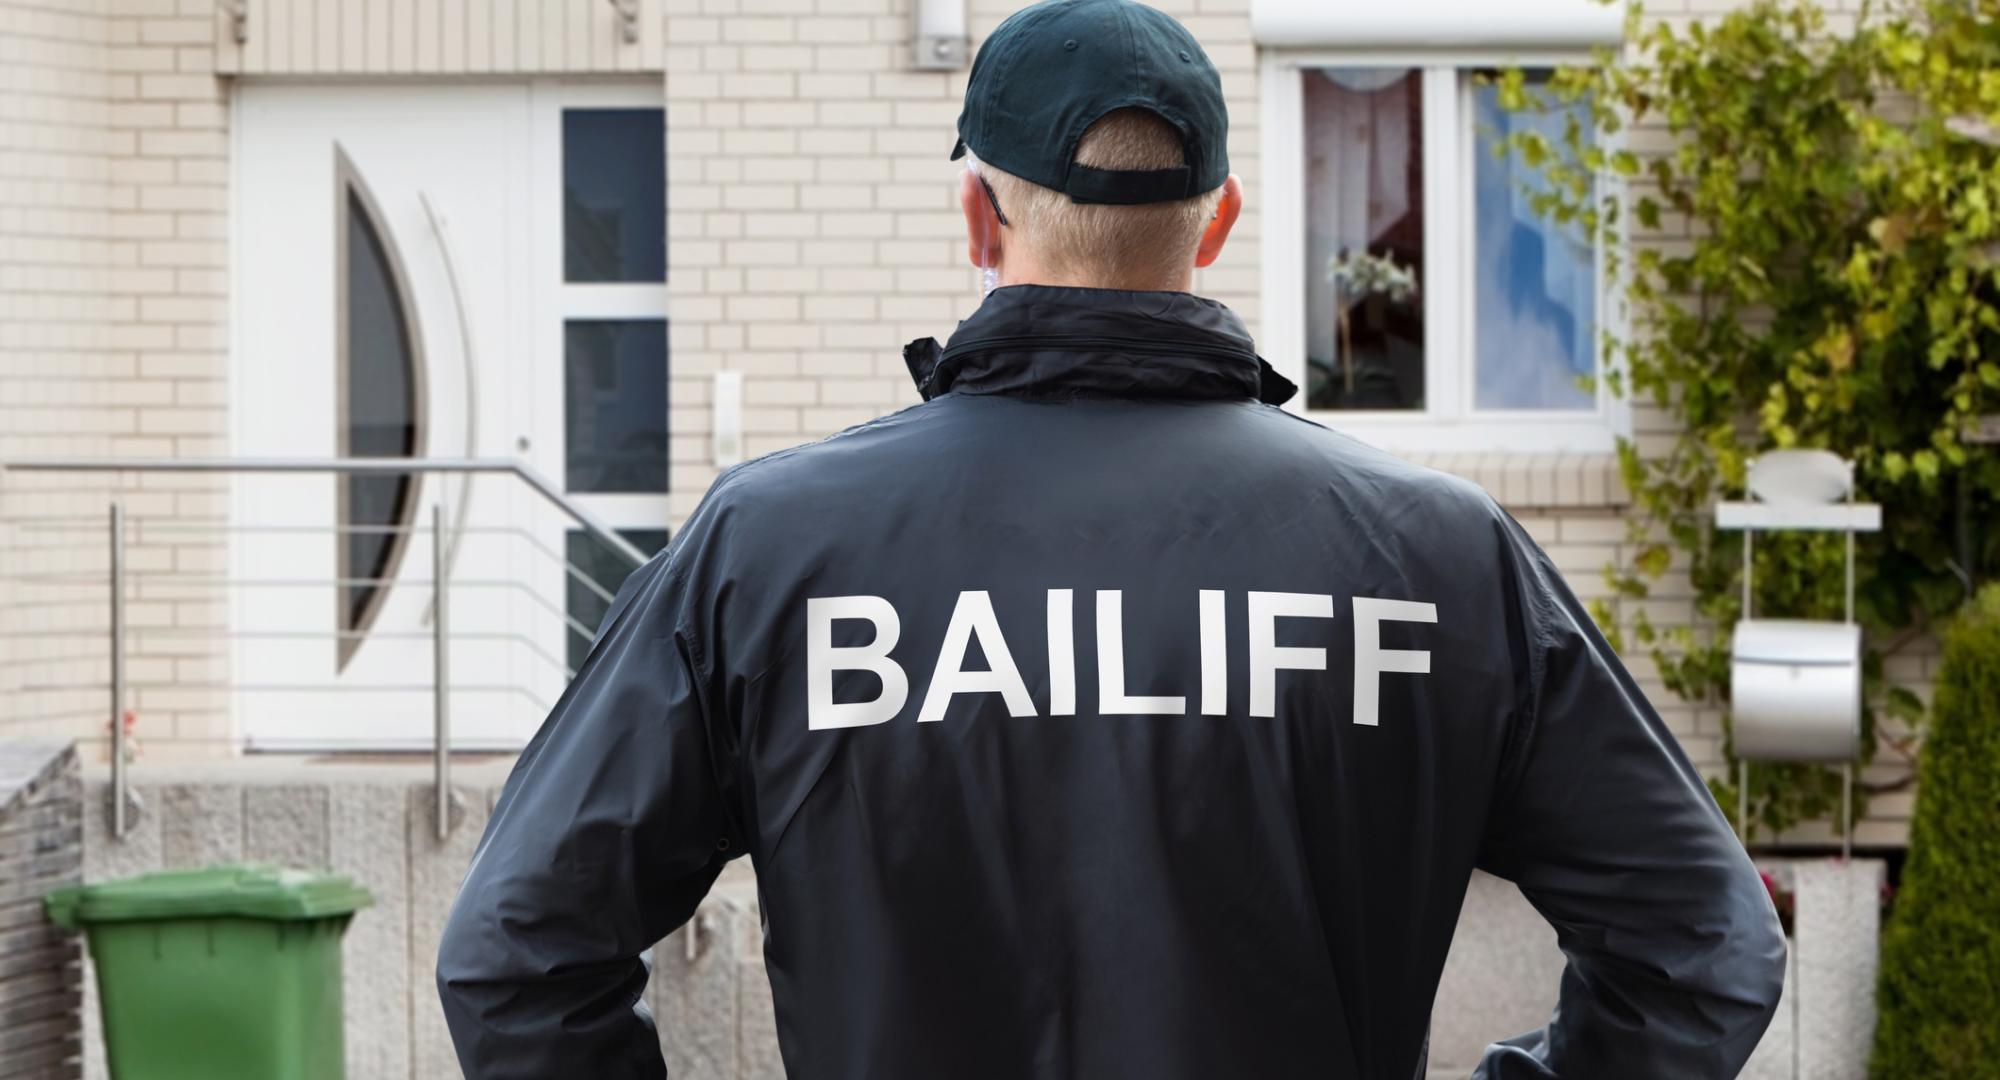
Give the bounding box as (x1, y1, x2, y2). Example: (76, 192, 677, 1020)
(1714, 449, 1881, 851)
(1730, 618, 1862, 763)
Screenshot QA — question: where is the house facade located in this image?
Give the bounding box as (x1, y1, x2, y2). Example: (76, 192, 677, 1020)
(0, 0, 1913, 846)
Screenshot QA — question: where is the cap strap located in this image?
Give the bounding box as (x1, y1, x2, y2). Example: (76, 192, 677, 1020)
(1063, 163, 1193, 205)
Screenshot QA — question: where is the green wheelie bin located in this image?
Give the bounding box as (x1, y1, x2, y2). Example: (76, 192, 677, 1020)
(45, 863, 373, 1080)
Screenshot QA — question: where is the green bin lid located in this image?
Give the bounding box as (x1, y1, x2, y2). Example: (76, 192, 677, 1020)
(45, 863, 374, 928)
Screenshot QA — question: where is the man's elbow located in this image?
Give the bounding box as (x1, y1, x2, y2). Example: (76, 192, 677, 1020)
(435, 887, 495, 1037)
(1708, 870, 1790, 1058)
(435, 914, 464, 1008)
(1743, 903, 1789, 1021)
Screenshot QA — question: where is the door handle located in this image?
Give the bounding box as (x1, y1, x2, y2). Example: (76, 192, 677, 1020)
(420, 190, 479, 627)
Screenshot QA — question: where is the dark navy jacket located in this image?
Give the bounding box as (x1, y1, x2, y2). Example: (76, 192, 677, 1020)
(437, 285, 1786, 1079)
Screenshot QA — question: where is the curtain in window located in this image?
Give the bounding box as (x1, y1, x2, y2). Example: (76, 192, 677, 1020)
(1303, 68, 1425, 410)
(1472, 83, 1596, 411)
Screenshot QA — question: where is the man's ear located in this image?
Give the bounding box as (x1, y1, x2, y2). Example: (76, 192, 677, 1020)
(959, 168, 1003, 270)
(1194, 174, 1243, 269)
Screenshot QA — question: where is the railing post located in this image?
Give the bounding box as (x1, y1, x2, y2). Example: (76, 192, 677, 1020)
(108, 501, 128, 840)
(1841, 763, 1853, 862)
(1737, 759, 1748, 846)
(433, 500, 452, 841)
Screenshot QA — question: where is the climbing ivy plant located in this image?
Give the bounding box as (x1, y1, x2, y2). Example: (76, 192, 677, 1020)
(1498, 0, 2000, 836)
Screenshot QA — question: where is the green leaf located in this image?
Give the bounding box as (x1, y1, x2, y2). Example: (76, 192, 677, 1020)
(1636, 196, 1663, 230)
(1489, 0, 1989, 841)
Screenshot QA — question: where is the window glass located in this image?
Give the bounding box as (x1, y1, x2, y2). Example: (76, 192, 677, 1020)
(565, 528, 671, 672)
(1303, 68, 1426, 412)
(565, 319, 668, 493)
(1472, 74, 1596, 411)
(563, 108, 666, 283)
(342, 189, 420, 646)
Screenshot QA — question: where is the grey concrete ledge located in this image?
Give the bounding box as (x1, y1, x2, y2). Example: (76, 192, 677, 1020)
(71, 762, 1883, 1080)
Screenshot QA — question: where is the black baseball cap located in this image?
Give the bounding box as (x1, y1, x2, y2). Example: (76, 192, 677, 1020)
(949, 0, 1229, 205)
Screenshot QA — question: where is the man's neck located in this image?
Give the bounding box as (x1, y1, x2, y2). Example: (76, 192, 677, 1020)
(997, 261, 1192, 294)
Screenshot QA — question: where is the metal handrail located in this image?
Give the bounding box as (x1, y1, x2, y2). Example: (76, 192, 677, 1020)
(9, 516, 626, 609)
(108, 504, 129, 838)
(9, 627, 562, 643)
(23, 680, 556, 704)
(432, 502, 454, 840)
(2, 572, 604, 645)
(0, 456, 650, 569)
(1, 456, 655, 841)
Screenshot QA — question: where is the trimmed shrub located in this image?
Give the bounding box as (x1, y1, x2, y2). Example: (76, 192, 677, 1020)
(1872, 585, 2000, 1078)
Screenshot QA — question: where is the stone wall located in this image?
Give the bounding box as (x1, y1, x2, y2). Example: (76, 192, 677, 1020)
(73, 762, 1883, 1079)
(0, 742, 85, 1079)
(78, 763, 492, 1080)
(74, 759, 752, 1080)
(1430, 858, 1885, 1079)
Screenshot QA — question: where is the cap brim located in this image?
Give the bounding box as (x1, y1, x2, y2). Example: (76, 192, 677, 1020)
(949, 137, 967, 161)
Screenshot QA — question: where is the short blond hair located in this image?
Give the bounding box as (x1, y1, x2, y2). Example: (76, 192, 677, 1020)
(971, 108, 1222, 289)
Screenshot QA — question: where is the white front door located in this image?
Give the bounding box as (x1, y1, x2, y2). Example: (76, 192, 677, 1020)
(232, 80, 669, 750)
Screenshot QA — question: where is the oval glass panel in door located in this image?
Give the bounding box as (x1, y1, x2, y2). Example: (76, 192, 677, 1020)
(335, 147, 426, 671)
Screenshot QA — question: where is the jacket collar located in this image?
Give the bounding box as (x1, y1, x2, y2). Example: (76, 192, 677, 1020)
(903, 285, 1297, 406)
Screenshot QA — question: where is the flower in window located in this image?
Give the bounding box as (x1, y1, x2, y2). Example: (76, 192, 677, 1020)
(1326, 248, 1419, 398)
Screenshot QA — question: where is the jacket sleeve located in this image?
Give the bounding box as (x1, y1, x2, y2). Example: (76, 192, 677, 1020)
(437, 549, 739, 1080)
(1472, 511, 1787, 1079)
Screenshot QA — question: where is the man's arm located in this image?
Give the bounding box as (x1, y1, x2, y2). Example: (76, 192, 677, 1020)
(437, 552, 738, 1080)
(1474, 511, 1787, 1079)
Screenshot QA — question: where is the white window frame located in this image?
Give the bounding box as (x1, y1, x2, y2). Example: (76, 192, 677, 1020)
(527, 79, 673, 531)
(1260, 50, 1629, 454)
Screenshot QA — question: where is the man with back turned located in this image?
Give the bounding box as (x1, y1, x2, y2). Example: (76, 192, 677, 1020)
(438, 2, 1787, 1076)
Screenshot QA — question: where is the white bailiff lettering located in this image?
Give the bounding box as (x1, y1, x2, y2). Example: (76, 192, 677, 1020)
(804, 590, 1436, 728)
(1247, 591, 1334, 718)
(1047, 588, 1076, 716)
(1096, 590, 1187, 715)
(1199, 589, 1227, 716)
(807, 596, 909, 730)
(917, 590, 1038, 723)
(1352, 597, 1439, 727)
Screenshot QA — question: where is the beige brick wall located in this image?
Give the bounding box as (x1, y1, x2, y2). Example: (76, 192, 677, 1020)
(0, 0, 1916, 842)
(659, 0, 1913, 844)
(1599, 0, 1919, 846)
(4, 0, 674, 763)
(109, 0, 234, 759)
(3, 0, 235, 761)
(661, 0, 1258, 519)
(1, 0, 118, 745)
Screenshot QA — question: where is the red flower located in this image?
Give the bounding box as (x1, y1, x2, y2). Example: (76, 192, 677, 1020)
(1758, 867, 1796, 937)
